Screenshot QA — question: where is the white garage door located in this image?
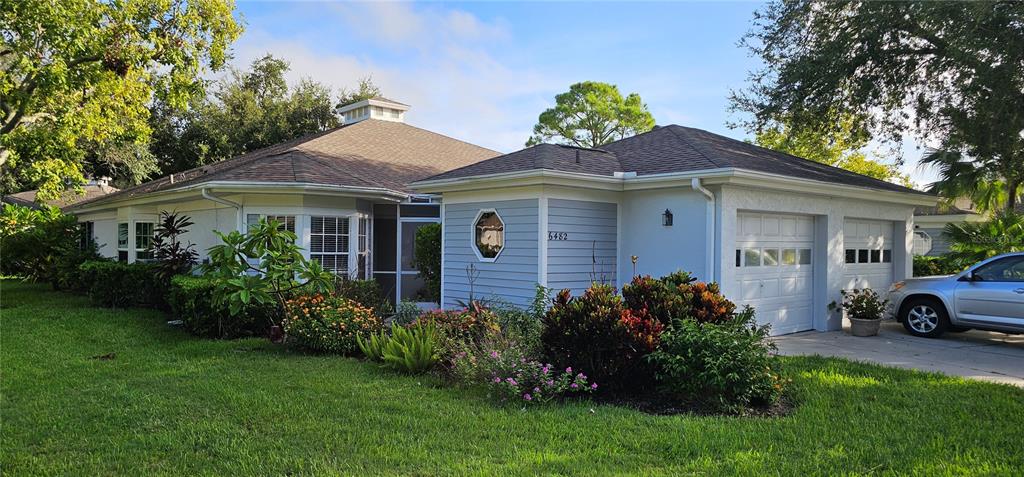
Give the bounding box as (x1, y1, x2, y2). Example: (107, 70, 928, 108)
(842, 219, 894, 291)
(735, 212, 815, 335)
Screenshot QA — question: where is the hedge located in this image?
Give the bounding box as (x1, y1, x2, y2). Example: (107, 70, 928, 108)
(78, 261, 167, 309)
(167, 275, 274, 339)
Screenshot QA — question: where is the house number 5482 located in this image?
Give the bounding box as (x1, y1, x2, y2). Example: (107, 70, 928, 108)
(548, 232, 568, 241)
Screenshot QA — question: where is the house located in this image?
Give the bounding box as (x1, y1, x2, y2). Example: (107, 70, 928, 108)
(911, 203, 984, 256)
(412, 125, 938, 335)
(3, 177, 119, 210)
(66, 98, 499, 303)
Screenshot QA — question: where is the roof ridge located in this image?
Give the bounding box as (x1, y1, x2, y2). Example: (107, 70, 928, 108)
(664, 125, 723, 169)
(674, 125, 925, 194)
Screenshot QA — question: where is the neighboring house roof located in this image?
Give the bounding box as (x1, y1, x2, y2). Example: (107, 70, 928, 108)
(2, 183, 119, 210)
(70, 119, 499, 210)
(423, 124, 929, 196)
(913, 204, 978, 216)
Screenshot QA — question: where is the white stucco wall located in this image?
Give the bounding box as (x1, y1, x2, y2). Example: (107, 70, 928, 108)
(618, 187, 710, 286)
(716, 185, 915, 332)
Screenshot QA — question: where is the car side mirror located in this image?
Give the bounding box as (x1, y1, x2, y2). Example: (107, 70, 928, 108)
(958, 271, 977, 282)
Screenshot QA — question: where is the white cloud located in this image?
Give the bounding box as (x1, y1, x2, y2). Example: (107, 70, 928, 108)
(227, 3, 555, 153)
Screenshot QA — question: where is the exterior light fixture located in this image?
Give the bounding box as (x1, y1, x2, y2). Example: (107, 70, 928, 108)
(662, 209, 673, 226)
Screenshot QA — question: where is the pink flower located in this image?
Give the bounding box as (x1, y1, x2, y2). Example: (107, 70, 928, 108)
(489, 351, 499, 359)
(565, 367, 572, 373)
(506, 378, 517, 386)
(570, 383, 579, 389)
(523, 393, 532, 401)
(533, 387, 540, 393)
(493, 377, 501, 383)
(591, 383, 598, 389)
(547, 379, 554, 386)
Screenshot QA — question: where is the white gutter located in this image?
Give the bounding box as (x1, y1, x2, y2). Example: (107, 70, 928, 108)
(202, 188, 244, 232)
(691, 178, 716, 282)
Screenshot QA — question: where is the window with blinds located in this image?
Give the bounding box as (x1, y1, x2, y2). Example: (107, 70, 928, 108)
(310, 216, 350, 274)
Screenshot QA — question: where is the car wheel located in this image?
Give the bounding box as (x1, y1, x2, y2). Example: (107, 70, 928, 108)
(900, 298, 949, 338)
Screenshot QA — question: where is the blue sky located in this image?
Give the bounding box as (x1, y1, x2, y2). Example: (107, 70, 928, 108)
(231, 1, 937, 186)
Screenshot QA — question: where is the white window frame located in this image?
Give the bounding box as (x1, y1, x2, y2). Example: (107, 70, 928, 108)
(471, 208, 505, 262)
(134, 221, 155, 261)
(309, 215, 352, 276)
(117, 222, 129, 262)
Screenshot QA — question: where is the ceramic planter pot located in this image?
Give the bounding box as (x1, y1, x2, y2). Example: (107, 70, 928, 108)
(850, 317, 881, 337)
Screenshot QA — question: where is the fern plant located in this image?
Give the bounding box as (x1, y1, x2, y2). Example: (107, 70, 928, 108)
(381, 323, 439, 374)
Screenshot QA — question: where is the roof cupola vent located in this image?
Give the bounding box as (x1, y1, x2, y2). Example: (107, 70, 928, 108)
(337, 97, 410, 124)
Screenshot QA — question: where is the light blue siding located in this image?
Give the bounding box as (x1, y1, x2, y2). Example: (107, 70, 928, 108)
(443, 199, 539, 308)
(919, 227, 951, 256)
(619, 188, 709, 285)
(547, 199, 617, 295)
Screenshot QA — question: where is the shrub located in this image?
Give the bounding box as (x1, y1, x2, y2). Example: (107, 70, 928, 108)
(79, 260, 166, 308)
(334, 278, 388, 314)
(53, 244, 104, 293)
(412, 223, 442, 302)
(490, 285, 548, 358)
(683, 281, 736, 324)
(379, 322, 439, 373)
(647, 307, 785, 413)
(540, 284, 660, 391)
(831, 288, 887, 321)
(283, 294, 382, 354)
(204, 218, 334, 323)
(415, 304, 500, 362)
(913, 255, 964, 276)
(0, 203, 90, 286)
(392, 300, 422, 326)
(622, 274, 691, 326)
(477, 344, 597, 405)
(945, 210, 1024, 263)
(168, 275, 274, 339)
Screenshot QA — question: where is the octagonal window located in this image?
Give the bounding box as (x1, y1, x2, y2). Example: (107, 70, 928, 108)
(474, 210, 505, 260)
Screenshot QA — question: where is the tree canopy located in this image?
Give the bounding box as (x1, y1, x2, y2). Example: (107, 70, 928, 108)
(149, 54, 341, 175)
(732, 1, 1024, 210)
(527, 81, 655, 148)
(0, 0, 243, 199)
(336, 76, 381, 111)
(753, 114, 911, 186)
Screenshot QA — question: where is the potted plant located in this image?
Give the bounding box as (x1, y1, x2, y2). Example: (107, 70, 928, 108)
(831, 288, 888, 337)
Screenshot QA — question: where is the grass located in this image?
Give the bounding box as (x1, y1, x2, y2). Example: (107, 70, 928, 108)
(2, 281, 1023, 476)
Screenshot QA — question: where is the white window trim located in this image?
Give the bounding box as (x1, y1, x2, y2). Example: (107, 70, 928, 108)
(309, 215, 352, 277)
(134, 221, 155, 261)
(471, 208, 505, 263)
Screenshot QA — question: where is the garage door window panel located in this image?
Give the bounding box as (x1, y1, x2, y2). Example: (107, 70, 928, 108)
(763, 248, 779, 266)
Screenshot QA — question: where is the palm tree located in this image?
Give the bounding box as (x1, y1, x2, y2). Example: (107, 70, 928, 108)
(944, 210, 1024, 265)
(921, 149, 1023, 213)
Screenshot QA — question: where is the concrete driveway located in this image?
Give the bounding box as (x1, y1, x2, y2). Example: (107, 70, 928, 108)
(774, 321, 1024, 387)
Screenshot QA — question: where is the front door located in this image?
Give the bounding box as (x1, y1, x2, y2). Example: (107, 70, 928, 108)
(955, 255, 1024, 331)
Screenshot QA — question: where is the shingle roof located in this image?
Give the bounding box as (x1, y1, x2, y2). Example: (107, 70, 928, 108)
(424, 125, 929, 196)
(71, 119, 499, 209)
(3, 183, 119, 210)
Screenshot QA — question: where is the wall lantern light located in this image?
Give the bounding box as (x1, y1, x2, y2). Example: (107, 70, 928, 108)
(662, 209, 673, 226)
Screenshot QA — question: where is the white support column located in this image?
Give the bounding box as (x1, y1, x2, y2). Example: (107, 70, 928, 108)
(538, 194, 549, 287)
(439, 202, 446, 308)
(348, 214, 359, 279)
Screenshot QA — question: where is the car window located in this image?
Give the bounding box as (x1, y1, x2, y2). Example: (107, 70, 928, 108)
(973, 256, 1024, 282)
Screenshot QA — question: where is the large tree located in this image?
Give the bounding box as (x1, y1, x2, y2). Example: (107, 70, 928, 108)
(754, 114, 911, 186)
(149, 54, 342, 175)
(731, 1, 1024, 210)
(0, 0, 243, 199)
(527, 81, 655, 148)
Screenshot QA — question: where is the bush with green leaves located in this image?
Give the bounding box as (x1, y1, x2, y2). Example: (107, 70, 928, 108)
(79, 260, 166, 308)
(412, 223, 442, 302)
(0, 203, 95, 287)
(648, 307, 785, 413)
(204, 218, 334, 326)
(334, 278, 389, 315)
(167, 275, 274, 338)
(283, 293, 382, 354)
(913, 255, 965, 277)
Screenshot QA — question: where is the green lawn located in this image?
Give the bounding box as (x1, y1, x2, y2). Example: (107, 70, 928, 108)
(2, 281, 1023, 476)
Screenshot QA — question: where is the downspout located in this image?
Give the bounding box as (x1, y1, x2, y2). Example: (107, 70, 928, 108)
(202, 188, 243, 232)
(691, 178, 715, 282)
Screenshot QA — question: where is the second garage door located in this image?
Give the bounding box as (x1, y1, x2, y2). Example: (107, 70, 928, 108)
(735, 212, 815, 335)
(842, 219, 894, 292)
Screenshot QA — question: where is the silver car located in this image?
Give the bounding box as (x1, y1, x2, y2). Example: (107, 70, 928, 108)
(887, 252, 1024, 338)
